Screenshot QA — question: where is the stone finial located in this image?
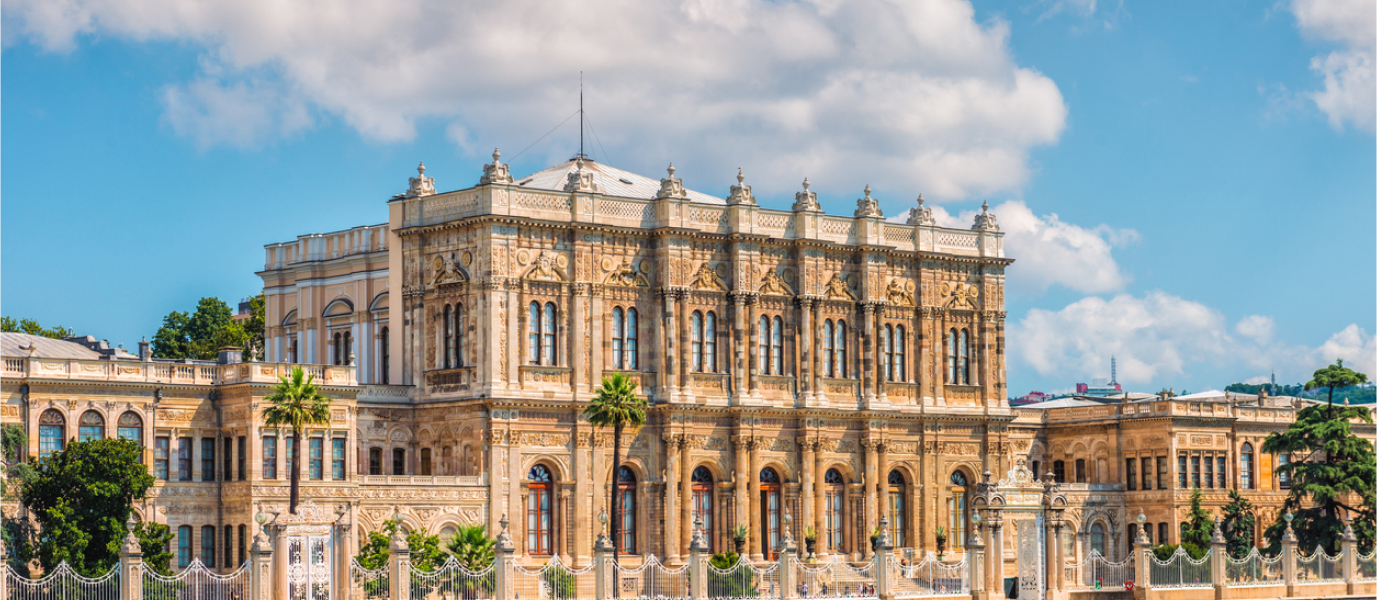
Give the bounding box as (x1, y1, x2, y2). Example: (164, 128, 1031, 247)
(854, 184, 882, 218)
(121, 515, 141, 555)
(727, 168, 756, 206)
(972, 200, 999, 231)
(877, 516, 892, 548)
(479, 147, 514, 185)
(690, 516, 708, 552)
(655, 162, 688, 200)
(405, 162, 438, 198)
(792, 177, 821, 212)
(906, 194, 936, 226)
(563, 157, 600, 193)
(496, 512, 515, 551)
(1210, 518, 1226, 545)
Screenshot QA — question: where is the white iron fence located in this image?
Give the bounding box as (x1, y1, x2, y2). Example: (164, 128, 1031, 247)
(706, 557, 780, 600)
(1224, 549, 1283, 587)
(1357, 551, 1376, 582)
(1065, 551, 1134, 590)
(892, 553, 967, 598)
(1147, 547, 1212, 589)
(4, 562, 121, 600)
(512, 555, 598, 600)
(795, 559, 876, 599)
(612, 555, 690, 600)
(1294, 546, 1343, 584)
(349, 559, 390, 600)
(411, 557, 498, 600)
(143, 560, 249, 600)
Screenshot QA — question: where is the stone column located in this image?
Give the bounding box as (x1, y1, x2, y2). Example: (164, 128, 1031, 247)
(496, 516, 516, 600)
(814, 446, 827, 558)
(749, 439, 764, 561)
(863, 439, 878, 559)
(1045, 519, 1063, 599)
(1210, 519, 1227, 600)
(665, 435, 682, 563)
(799, 298, 813, 401)
(732, 294, 747, 402)
(734, 436, 750, 546)
(251, 524, 273, 600)
(1133, 523, 1151, 600)
(594, 529, 612, 600)
(679, 289, 691, 393)
(572, 284, 586, 394)
(749, 299, 762, 397)
(801, 439, 816, 547)
(681, 437, 695, 560)
(272, 523, 289, 600)
(782, 526, 799, 600)
(664, 290, 679, 397)
(812, 301, 825, 401)
(968, 519, 986, 599)
(988, 512, 1003, 597)
(875, 518, 894, 600)
(860, 304, 874, 405)
(878, 443, 891, 532)
(690, 519, 709, 600)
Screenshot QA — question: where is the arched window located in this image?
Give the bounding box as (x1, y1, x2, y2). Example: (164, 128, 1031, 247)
(822, 321, 835, 377)
(882, 325, 893, 381)
(39, 409, 65, 458)
(758, 316, 770, 374)
(888, 471, 907, 547)
(625, 308, 638, 369)
(824, 469, 845, 553)
(760, 468, 782, 559)
(380, 326, 390, 384)
(369, 448, 382, 475)
(527, 465, 555, 555)
(617, 466, 636, 553)
(201, 525, 216, 568)
(529, 302, 559, 365)
(79, 410, 105, 442)
(454, 303, 464, 367)
(528, 302, 540, 364)
(332, 332, 341, 365)
(290, 337, 299, 364)
(959, 329, 970, 385)
(421, 448, 433, 476)
(703, 312, 716, 373)
(612, 307, 625, 369)
(178, 525, 192, 568)
(894, 326, 906, 382)
(392, 449, 406, 475)
(771, 316, 783, 375)
(949, 471, 968, 550)
(835, 321, 847, 378)
(1032, 460, 1041, 480)
(1241, 443, 1254, 489)
(442, 304, 453, 368)
(343, 331, 353, 365)
(692, 467, 714, 552)
(1075, 459, 1087, 484)
(947, 329, 958, 383)
(1053, 460, 1066, 483)
(118, 412, 142, 445)
(1090, 523, 1106, 556)
(690, 311, 703, 372)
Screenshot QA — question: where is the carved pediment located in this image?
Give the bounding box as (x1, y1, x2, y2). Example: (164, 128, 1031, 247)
(604, 259, 649, 287)
(757, 268, 794, 296)
(431, 252, 468, 286)
(940, 282, 979, 309)
(885, 279, 915, 306)
(524, 251, 567, 282)
(691, 263, 727, 291)
(823, 272, 855, 300)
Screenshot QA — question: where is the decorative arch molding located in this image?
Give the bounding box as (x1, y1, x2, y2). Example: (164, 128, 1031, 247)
(323, 298, 355, 318)
(819, 460, 859, 483)
(368, 292, 390, 313)
(521, 454, 571, 482)
(757, 459, 795, 483)
(282, 309, 299, 327)
(687, 459, 729, 483)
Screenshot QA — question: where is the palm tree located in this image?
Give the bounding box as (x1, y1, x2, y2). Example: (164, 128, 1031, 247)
(582, 373, 647, 572)
(445, 524, 497, 570)
(261, 367, 332, 514)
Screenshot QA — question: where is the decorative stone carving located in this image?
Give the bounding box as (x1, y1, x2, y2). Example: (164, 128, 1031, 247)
(604, 259, 650, 287)
(431, 252, 467, 285)
(792, 178, 821, 212)
(655, 163, 688, 200)
(403, 162, 438, 198)
(479, 148, 514, 184)
(940, 282, 979, 309)
(885, 279, 915, 306)
(691, 262, 728, 291)
(906, 194, 936, 226)
(854, 185, 882, 218)
(726, 169, 755, 206)
(972, 200, 999, 231)
(563, 158, 600, 193)
(524, 251, 566, 281)
(823, 272, 855, 300)
(757, 268, 794, 296)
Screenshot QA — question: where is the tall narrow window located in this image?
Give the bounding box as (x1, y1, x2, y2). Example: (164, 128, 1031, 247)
(946, 329, 958, 383)
(262, 436, 278, 479)
(895, 326, 906, 381)
(155, 436, 170, 479)
(625, 308, 638, 369)
(79, 411, 105, 442)
(238, 525, 247, 567)
(443, 304, 454, 368)
(1090, 523, 1105, 556)
(760, 468, 782, 559)
(343, 331, 352, 365)
(224, 525, 232, 570)
(1178, 454, 1188, 488)
(39, 410, 65, 459)
(822, 320, 835, 377)
(201, 525, 216, 568)
(178, 526, 192, 568)
(201, 437, 216, 481)
(612, 307, 625, 369)
(1191, 455, 1201, 488)
(617, 466, 636, 553)
(1126, 459, 1137, 491)
(1075, 458, 1087, 484)
(1280, 454, 1293, 488)
(542, 303, 557, 366)
(421, 448, 433, 476)
(238, 437, 246, 481)
(1241, 443, 1254, 489)
(527, 465, 554, 555)
(380, 326, 390, 384)
(835, 321, 847, 378)
(703, 312, 716, 373)
(690, 311, 703, 372)
(454, 304, 464, 367)
(285, 437, 295, 478)
(290, 337, 298, 364)
(224, 438, 233, 482)
(1052, 460, 1065, 483)
(882, 325, 893, 381)
(1217, 456, 1227, 489)
(1158, 456, 1168, 490)
(332, 438, 346, 480)
(392, 449, 406, 475)
(118, 412, 143, 445)
(771, 315, 783, 376)
(1204, 454, 1214, 489)
(528, 302, 541, 364)
(949, 471, 968, 550)
(758, 316, 770, 374)
(824, 469, 845, 553)
(959, 328, 970, 385)
(369, 448, 382, 475)
(1141, 457, 1152, 491)
(1158, 523, 1168, 545)
(308, 437, 323, 480)
(692, 467, 714, 552)
(888, 470, 907, 547)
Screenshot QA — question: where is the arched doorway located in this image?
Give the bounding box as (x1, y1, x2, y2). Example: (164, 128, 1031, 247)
(527, 464, 555, 556)
(760, 467, 782, 559)
(692, 466, 715, 552)
(824, 469, 846, 554)
(888, 471, 907, 547)
(948, 471, 969, 551)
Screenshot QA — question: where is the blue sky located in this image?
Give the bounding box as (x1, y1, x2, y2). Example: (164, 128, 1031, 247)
(2, 0, 1372, 394)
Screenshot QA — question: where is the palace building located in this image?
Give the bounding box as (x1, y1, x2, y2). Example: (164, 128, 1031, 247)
(2, 152, 1371, 580)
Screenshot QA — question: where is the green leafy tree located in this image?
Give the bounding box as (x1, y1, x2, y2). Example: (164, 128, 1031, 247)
(152, 297, 261, 360)
(0, 317, 73, 339)
(708, 552, 758, 598)
(1305, 359, 1369, 409)
(134, 522, 176, 576)
(261, 367, 333, 514)
(152, 310, 193, 359)
(355, 527, 391, 571)
(445, 524, 496, 570)
(245, 294, 266, 360)
(19, 438, 155, 576)
(582, 373, 647, 567)
(1262, 392, 1376, 553)
(354, 520, 447, 572)
(1220, 489, 1256, 558)
(1153, 487, 1213, 560)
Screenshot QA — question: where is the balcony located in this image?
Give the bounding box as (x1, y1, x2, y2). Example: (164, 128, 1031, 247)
(359, 474, 487, 486)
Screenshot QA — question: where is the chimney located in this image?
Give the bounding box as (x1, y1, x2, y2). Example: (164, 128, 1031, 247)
(139, 337, 151, 361)
(217, 346, 243, 365)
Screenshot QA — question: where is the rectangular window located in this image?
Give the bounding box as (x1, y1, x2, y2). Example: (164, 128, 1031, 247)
(224, 437, 233, 482)
(1277, 454, 1289, 489)
(309, 437, 323, 480)
(1190, 455, 1200, 488)
(1204, 454, 1214, 488)
(262, 436, 277, 479)
(1158, 523, 1168, 544)
(1217, 456, 1227, 489)
(201, 525, 215, 568)
(155, 436, 170, 480)
(178, 526, 192, 568)
(238, 524, 247, 567)
(238, 437, 246, 481)
(224, 525, 233, 568)
(201, 437, 216, 482)
(1141, 457, 1152, 491)
(1126, 459, 1137, 491)
(1157, 456, 1169, 490)
(285, 437, 295, 477)
(1178, 454, 1187, 488)
(393, 449, 406, 475)
(332, 438, 346, 480)
(369, 448, 381, 476)
(178, 437, 193, 481)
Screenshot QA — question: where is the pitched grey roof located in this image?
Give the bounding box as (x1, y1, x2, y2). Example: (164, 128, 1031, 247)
(0, 333, 102, 360)
(514, 159, 726, 205)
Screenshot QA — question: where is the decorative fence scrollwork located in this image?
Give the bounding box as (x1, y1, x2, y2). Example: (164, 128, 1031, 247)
(512, 555, 597, 600)
(891, 553, 967, 598)
(1147, 547, 1212, 589)
(4, 562, 121, 600)
(706, 557, 780, 600)
(796, 559, 876, 599)
(1295, 546, 1343, 583)
(1357, 550, 1376, 582)
(1065, 551, 1134, 590)
(350, 558, 391, 600)
(143, 559, 250, 600)
(1225, 549, 1284, 587)
(612, 554, 689, 600)
(411, 557, 497, 600)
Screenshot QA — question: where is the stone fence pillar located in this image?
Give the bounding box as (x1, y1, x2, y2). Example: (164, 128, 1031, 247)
(389, 526, 412, 600)
(1281, 517, 1297, 598)
(875, 517, 893, 600)
(1210, 520, 1226, 600)
(968, 519, 986, 600)
(782, 525, 799, 600)
(689, 517, 709, 600)
(250, 525, 274, 600)
(119, 518, 144, 600)
(1342, 520, 1358, 594)
(594, 530, 611, 600)
(496, 514, 516, 600)
(1133, 524, 1151, 600)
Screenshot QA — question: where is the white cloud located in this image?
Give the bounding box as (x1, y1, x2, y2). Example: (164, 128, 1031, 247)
(1011, 290, 1377, 386)
(0, 0, 1067, 200)
(1290, 0, 1376, 134)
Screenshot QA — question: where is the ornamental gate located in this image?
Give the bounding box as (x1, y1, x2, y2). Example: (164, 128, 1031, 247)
(287, 534, 334, 600)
